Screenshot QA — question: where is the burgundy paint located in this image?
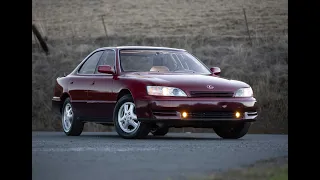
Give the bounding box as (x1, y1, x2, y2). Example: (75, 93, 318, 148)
(97, 65, 115, 74)
(52, 46, 258, 124)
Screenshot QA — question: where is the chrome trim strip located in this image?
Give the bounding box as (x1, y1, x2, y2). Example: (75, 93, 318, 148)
(86, 101, 117, 104)
(52, 97, 61, 101)
(244, 112, 258, 119)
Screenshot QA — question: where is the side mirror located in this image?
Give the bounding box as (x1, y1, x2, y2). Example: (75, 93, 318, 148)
(98, 65, 115, 74)
(210, 67, 221, 75)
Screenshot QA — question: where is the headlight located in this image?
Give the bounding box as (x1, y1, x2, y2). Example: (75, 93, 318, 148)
(234, 87, 253, 97)
(146, 86, 187, 97)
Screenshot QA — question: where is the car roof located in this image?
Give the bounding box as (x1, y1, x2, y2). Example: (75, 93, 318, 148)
(96, 46, 186, 52)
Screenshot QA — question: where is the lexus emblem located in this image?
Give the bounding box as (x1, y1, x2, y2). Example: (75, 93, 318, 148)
(207, 85, 214, 89)
(222, 105, 227, 108)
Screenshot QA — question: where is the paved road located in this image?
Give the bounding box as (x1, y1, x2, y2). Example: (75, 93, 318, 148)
(32, 132, 288, 180)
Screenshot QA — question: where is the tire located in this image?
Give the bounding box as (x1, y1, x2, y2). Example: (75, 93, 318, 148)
(151, 127, 169, 136)
(61, 98, 84, 136)
(213, 122, 251, 139)
(113, 94, 150, 139)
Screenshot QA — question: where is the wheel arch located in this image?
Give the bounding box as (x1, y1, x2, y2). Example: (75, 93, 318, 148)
(117, 89, 133, 101)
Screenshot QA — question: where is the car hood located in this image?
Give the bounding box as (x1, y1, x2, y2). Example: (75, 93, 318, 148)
(124, 72, 250, 92)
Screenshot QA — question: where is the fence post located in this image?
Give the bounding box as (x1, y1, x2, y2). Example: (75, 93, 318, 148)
(32, 30, 40, 49)
(242, 8, 252, 46)
(100, 15, 108, 37)
(71, 21, 76, 40)
(32, 24, 49, 55)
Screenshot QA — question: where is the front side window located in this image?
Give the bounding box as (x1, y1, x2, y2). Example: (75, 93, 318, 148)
(95, 50, 116, 74)
(78, 51, 103, 74)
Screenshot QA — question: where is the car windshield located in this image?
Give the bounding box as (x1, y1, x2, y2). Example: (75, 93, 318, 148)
(119, 50, 211, 74)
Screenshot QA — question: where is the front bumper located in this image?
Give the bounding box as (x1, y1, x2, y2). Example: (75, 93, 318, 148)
(135, 97, 258, 124)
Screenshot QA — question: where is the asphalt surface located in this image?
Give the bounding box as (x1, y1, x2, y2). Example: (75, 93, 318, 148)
(32, 132, 288, 180)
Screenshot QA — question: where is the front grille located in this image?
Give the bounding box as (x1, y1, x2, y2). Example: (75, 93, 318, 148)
(190, 91, 234, 98)
(189, 111, 236, 119)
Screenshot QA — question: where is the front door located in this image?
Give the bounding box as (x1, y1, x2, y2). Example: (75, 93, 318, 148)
(87, 49, 117, 122)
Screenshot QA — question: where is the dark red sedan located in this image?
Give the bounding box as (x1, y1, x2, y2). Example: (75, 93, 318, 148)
(52, 46, 258, 139)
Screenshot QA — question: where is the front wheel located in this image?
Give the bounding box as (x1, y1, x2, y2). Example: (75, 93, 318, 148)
(61, 98, 84, 136)
(213, 122, 251, 139)
(113, 95, 150, 139)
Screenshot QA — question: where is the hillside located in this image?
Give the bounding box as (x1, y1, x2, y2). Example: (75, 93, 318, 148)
(32, 0, 287, 39)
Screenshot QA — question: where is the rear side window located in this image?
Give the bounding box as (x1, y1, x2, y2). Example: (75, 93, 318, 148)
(95, 50, 116, 74)
(78, 51, 103, 74)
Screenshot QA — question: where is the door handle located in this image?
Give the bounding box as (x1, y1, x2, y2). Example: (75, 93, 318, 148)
(91, 81, 95, 85)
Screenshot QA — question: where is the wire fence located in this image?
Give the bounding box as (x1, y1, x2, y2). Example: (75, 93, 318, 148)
(32, 8, 288, 42)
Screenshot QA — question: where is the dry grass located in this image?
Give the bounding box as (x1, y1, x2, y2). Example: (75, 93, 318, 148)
(32, 0, 287, 133)
(187, 156, 288, 180)
(32, 0, 287, 39)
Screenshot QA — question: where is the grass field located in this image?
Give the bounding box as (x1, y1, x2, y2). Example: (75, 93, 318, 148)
(32, 0, 287, 133)
(32, 0, 287, 39)
(188, 156, 288, 180)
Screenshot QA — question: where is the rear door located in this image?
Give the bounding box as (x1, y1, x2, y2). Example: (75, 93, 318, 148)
(68, 50, 104, 119)
(87, 49, 117, 122)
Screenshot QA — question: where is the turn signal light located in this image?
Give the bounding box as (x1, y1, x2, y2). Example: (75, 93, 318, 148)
(235, 112, 241, 118)
(182, 112, 188, 118)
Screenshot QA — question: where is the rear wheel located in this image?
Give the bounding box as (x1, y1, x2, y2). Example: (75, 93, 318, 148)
(113, 95, 150, 139)
(151, 127, 169, 136)
(61, 98, 84, 136)
(213, 122, 251, 139)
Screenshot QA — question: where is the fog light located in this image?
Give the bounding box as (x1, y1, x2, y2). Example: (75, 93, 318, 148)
(235, 112, 241, 118)
(182, 112, 188, 118)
